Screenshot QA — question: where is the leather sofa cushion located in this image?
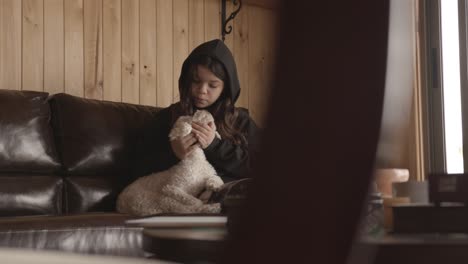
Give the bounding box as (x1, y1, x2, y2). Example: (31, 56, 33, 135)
(65, 176, 122, 214)
(49, 93, 159, 177)
(0, 90, 60, 173)
(0, 175, 62, 216)
(0, 213, 144, 257)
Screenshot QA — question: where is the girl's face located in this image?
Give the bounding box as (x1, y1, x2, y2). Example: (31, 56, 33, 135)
(190, 65, 225, 109)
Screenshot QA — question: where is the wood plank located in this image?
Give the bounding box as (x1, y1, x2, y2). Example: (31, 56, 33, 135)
(412, 0, 425, 181)
(173, 0, 189, 103)
(103, 0, 121, 102)
(84, 0, 103, 100)
(156, 0, 173, 107)
(248, 6, 277, 127)
(243, 0, 280, 10)
(122, 0, 140, 104)
(248, 6, 263, 125)
(44, 0, 64, 94)
(233, 3, 249, 108)
(259, 8, 277, 127)
(0, 0, 22, 90)
(188, 0, 204, 51)
(139, 0, 157, 106)
(263, 8, 278, 105)
(223, 0, 234, 51)
(65, 0, 84, 97)
(204, 0, 220, 41)
(22, 0, 44, 91)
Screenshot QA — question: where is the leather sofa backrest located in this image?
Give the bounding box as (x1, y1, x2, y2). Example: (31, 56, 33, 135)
(0, 90, 62, 216)
(0, 90, 60, 173)
(49, 93, 160, 213)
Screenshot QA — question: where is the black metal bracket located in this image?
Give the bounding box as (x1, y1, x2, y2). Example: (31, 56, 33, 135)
(221, 0, 242, 42)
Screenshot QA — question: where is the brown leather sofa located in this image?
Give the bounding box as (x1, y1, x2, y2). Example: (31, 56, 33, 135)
(0, 89, 162, 257)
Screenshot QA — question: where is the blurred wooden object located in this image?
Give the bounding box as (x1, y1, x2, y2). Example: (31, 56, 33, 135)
(383, 197, 411, 231)
(223, 1, 390, 263)
(375, 169, 410, 197)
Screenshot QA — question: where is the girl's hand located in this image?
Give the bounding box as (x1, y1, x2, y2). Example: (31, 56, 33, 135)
(170, 133, 198, 159)
(192, 121, 216, 149)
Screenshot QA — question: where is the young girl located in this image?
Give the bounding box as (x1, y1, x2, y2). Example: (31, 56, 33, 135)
(132, 39, 260, 183)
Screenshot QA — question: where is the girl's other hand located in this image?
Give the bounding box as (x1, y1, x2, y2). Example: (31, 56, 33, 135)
(170, 133, 198, 160)
(192, 121, 216, 149)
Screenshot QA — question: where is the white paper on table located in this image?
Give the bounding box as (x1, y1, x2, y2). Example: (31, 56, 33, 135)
(125, 215, 228, 227)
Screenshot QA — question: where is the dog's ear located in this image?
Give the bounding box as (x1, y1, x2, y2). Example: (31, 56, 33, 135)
(169, 116, 192, 140)
(193, 110, 214, 124)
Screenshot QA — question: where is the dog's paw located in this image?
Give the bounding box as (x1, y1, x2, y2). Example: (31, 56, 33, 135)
(206, 177, 224, 192)
(169, 116, 192, 140)
(198, 189, 213, 203)
(199, 203, 221, 214)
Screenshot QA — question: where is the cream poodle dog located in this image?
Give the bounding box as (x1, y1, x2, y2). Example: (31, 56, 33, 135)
(116, 110, 224, 216)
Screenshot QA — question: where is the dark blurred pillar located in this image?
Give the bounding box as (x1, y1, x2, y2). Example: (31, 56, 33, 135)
(224, 1, 389, 263)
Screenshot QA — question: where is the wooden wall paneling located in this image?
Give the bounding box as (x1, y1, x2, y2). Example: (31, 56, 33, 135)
(103, 0, 121, 102)
(156, 0, 173, 107)
(248, 6, 264, 125)
(122, 0, 139, 104)
(188, 0, 204, 51)
(243, 0, 279, 10)
(44, 0, 64, 94)
(84, 0, 103, 99)
(204, 0, 220, 41)
(413, 0, 426, 181)
(223, 0, 234, 52)
(234, 4, 249, 109)
(65, 0, 84, 97)
(264, 11, 278, 76)
(0, 0, 22, 90)
(139, 0, 156, 106)
(0, 1, 279, 112)
(261, 8, 277, 126)
(248, 6, 276, 126)
(408, 0, 424, 180)
(173, 0, 188, 103)
(22, 0, 44, 91)
(408, 97, 418, 179)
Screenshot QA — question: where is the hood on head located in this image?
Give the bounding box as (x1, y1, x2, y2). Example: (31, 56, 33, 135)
(178, 39, 241, 104)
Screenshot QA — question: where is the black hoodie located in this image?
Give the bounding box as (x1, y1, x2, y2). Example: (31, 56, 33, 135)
(131, 39, 260, 182)
(179, 39, 241, 103)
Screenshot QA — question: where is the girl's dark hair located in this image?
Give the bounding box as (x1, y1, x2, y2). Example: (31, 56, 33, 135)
(173, 55, 247, 146)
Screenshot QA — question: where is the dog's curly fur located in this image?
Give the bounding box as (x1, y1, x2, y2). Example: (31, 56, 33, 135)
(116, 110, 224, 216)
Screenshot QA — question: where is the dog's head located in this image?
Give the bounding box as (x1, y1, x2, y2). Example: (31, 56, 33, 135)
(169, 116, 192, 141)
(192, 110, 215, 124)
(169, 110, 220, 141)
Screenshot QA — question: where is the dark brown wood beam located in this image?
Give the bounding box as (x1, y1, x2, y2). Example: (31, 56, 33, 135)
(243, 0, 280, 10)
